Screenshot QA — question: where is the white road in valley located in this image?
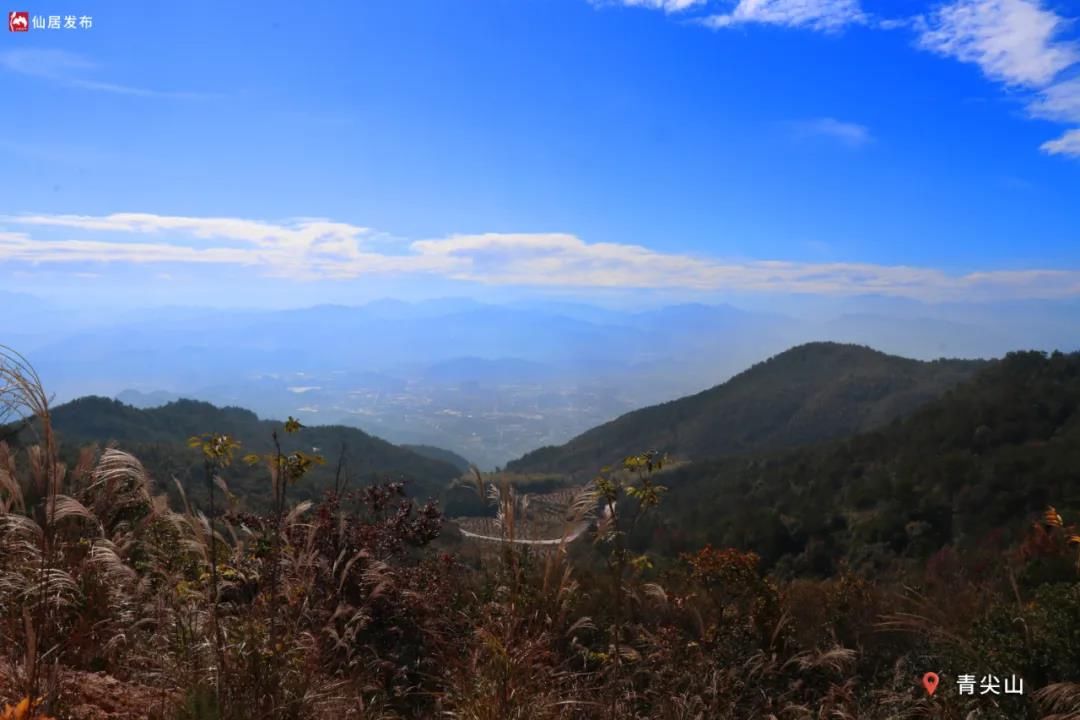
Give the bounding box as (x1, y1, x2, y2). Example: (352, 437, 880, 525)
(455, 521, 591, 545)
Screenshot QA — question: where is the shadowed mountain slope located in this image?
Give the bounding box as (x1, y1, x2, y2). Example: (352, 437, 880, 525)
(644, 349, 1080, 576)
(41, 397, 462, 507)
(508, 342, 985, 475)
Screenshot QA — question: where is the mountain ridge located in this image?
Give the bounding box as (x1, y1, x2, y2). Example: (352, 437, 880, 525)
(40, 396, 463, 507)
(508, 342, 987, 475)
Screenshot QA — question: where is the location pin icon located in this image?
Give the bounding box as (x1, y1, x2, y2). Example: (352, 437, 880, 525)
(922, 672, 940, 696)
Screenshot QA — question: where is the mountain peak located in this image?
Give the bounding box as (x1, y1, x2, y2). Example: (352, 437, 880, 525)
(508, 342, 985, 476)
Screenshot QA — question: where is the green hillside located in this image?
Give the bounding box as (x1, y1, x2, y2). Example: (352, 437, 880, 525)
(641, 349, 1080, 576)
(509, 342, 985, 475)
(39, 396, 463, 509)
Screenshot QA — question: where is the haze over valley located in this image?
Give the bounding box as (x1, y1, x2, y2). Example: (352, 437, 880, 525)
(8, 292, 1078, 468)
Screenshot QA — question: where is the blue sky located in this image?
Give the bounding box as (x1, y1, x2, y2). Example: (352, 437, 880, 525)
(2, 0, 1079, 308)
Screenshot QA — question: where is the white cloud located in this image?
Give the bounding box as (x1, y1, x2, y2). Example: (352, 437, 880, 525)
(2, 212, 1080, 301)
(597, 0, 866, 30)
(0, 49, 95, 78)
(1040, 127, 1080, 156)
(612, 0, 705, 12)
(0, 48, 210, 99)
(877, 17, 916, 30)
(401, 233, 1080, 299)
(789, 117, 872, 146)
(592, 0, 1080, 157)
(702, 0, 866, 31)
(915, 0, 1080, 158)
(917, 0, 1079, 87)
(1029, 76, 1080, 122)
(6, 213, 372, 254)
(0, 214, 461, 281)
(68, 78, 209, 100)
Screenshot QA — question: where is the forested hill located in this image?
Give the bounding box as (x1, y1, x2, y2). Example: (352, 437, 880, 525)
(643, 350, 1080, 575)
(509, 342, 985, 475)
(40, 397, 463, 506)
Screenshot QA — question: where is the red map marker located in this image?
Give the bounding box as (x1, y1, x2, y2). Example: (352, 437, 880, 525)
(922, 672, 940, 696)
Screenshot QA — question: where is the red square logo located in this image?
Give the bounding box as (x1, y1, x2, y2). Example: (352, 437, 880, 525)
(8, 11, 29, 31)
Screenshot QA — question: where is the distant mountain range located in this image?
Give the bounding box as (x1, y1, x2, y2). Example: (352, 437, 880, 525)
(18, 341, 983, 517)
(6, 297, 1077, 468)
(508, 342, 986, 476)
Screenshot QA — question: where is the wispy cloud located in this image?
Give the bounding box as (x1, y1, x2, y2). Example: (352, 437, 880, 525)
(1029, 76, 1080, 155)
(0, 48, 211, 99)
(915, 0, 1080, 156)
(701, 0, 866, 31)
(591, 0, 1080, 157)
(0, 48, 94, 78)
(2, 212, 1080, 301)
(1040, 128, 1080, 156)
(597, 0, 867, 29)
(1029, 76, 1080, 122)
(789, 117, 872, 147)
(8, 213, 373, 249)
(915, 0, 1078, 87)
(0, 214, 452, 281)
(602, 0, 705, 12)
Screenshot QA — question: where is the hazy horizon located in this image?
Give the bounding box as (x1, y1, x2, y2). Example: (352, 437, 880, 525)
(5, 291, 1078, 469)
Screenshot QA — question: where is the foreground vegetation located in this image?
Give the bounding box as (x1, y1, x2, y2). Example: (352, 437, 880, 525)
(3, 346, 1080, 719)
